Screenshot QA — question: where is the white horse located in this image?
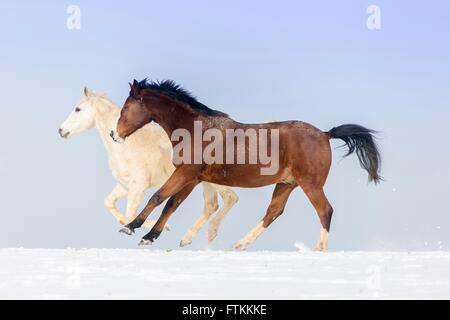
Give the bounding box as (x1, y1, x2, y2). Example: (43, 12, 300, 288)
(59, 87, 239, 246)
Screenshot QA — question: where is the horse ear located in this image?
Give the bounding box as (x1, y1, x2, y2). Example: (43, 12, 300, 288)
(130, 79, 140, 97)
(84, 86, 90, 97)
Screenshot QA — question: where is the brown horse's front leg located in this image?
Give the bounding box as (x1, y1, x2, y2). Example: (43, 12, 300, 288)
(119, 166, 198, 235)
(139, 181, 199, 246)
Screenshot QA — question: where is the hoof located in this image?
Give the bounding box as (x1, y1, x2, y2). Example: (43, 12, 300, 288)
(119, 226, 134, 235)
(314, 243, 327, 252)
(139, 239, 153, 246)
(179, 239, 192, 247)
(233, 241, 248, 251)
(207, 229, 218, 244)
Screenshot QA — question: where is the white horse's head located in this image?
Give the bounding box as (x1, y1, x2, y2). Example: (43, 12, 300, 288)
(59, 87, 97, 139)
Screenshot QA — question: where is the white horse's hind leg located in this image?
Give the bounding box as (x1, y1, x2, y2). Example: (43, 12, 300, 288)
(124, 182, 159, 229)
(104, 183, 128, 224)
(207, 188, 239, 243)
(180, 183, 218, 247)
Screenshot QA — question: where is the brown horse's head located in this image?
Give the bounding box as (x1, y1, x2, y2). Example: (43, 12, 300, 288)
(111, 80, 153, 143)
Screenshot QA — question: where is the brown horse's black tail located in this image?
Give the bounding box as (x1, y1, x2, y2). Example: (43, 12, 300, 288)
(327, 124, 382, 184)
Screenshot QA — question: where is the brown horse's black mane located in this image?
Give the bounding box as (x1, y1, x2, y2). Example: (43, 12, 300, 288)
(135, 79, 229, 117)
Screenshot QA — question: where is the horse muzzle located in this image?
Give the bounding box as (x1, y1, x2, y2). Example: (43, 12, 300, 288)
(58, 128, 70, 139)
(110, 130, 125, 144)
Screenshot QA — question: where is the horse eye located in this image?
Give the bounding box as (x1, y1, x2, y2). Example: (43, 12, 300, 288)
(75, 107, 81, 112)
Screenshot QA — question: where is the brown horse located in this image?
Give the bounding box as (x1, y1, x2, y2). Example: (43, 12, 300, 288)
(111, 79, 381, 251)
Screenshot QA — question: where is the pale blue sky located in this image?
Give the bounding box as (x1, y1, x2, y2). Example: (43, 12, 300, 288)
(0, 1, 449, 250)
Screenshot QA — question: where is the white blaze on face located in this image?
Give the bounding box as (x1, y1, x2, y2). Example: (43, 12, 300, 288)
(109, 115, 125, 144)
(110, 130, 125, 144)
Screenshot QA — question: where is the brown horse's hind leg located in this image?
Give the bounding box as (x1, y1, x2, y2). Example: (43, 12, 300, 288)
(140, 181, 199, 245)
(234, 183, 296, 250)
(301, 186, 333, 252)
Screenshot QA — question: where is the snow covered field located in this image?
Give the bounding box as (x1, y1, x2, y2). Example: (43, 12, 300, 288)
(0, 249, 449, 299)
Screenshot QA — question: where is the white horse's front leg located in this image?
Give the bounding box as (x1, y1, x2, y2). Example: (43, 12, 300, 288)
(125, 182, 161, 230)
(104, 183, 128, 224)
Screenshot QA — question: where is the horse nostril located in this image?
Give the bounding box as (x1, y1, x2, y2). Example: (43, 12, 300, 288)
(59, 128, 70, 139)
(110, 130, 117, 142)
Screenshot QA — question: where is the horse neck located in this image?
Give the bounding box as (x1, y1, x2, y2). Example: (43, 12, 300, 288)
(92, 97, 121, 153)
(150, 100, 197, 139)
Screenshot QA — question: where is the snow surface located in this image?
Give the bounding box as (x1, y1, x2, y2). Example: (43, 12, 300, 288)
(0, 249, 449, 299)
